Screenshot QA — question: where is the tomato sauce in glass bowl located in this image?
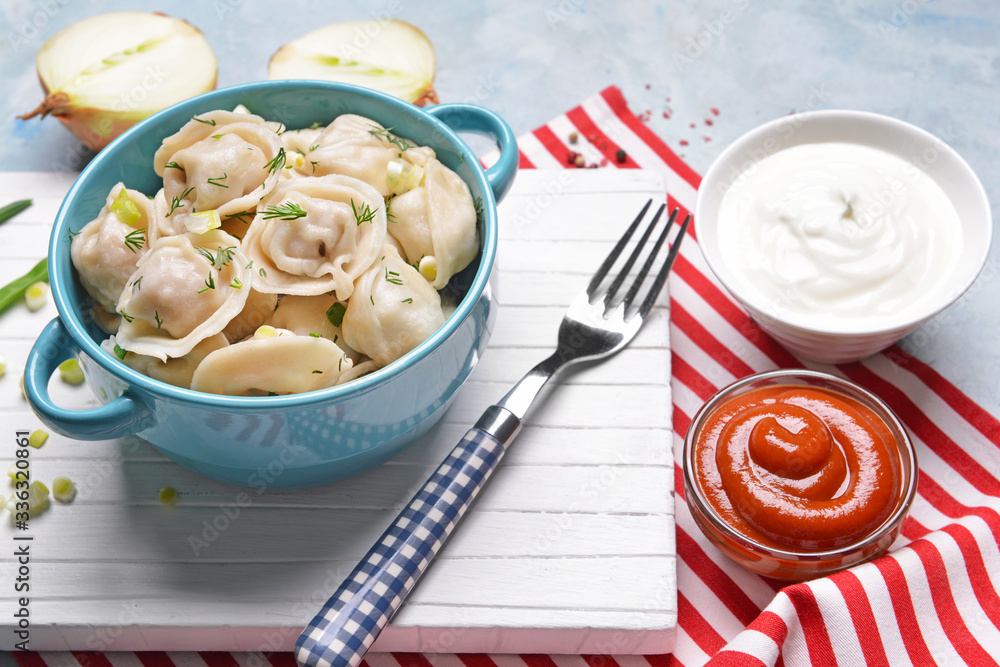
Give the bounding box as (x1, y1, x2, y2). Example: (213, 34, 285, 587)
(683, 369, 918, 581)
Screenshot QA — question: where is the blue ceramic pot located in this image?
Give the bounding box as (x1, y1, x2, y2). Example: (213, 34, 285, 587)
(24, 80, 517, 488)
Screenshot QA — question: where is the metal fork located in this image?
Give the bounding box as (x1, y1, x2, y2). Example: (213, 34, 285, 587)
(295, 200, 690, 667)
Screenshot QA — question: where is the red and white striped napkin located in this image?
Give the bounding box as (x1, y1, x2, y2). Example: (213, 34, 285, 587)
(15, 86, 1000, 667)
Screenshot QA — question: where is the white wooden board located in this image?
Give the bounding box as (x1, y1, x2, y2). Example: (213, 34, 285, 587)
(0, 169, 676, 654)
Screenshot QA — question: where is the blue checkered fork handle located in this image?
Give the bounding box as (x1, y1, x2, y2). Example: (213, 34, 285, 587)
(296, 425, 509, 667)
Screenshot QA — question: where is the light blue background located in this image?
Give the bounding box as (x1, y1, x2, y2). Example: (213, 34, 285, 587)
(1, 0, 997, 412)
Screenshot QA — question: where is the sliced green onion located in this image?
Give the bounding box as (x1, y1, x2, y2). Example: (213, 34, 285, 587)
(159, 486, 178, 505)
(418, 255, 438, 284)
(7, 480, 51, 517)
(25, 281, 48, 311)
(8, 461, 27, 480)
(185, 209, 222, 234)
(110, 189, 142, 226)
(254, 325, 278, 339)
(0, 258, 48, 317)
(52, 476, 76, 503)
(0, 199, 32, 225)
(28, 430, 48, 449)
(386, 159, 423, 194)
(58, 358, 85, 385)
(326, 302, 346, 328)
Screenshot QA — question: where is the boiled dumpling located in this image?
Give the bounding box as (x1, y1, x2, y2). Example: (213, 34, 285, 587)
(103, 333, 229, 389)
(70, 183, 160, 313)
(190, 327, 354, 396)
(153, 110, 284, 225)
(115, 229, 252, 361)
(270, 293, 363, 362)
(242, 174, 387, 300)
(283, 114, 434, 195)
(342, 245, 446, 367)
(385, 158, 478, 289)
(222, 288, 278, 343)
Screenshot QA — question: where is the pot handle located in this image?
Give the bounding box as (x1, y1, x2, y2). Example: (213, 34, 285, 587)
(426, 103, 519, 203)
(24, 318, 154, 440)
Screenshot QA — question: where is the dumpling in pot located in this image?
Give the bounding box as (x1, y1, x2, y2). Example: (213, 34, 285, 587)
(103, 333, 229, 389)
(270, 293, 363, 362)
(190, 327, 354, 396)
(342, 245, 446, 367)
(153, 109, 284, 225)
(243, 174, 387, 301)
(386, 158, 478, 289)
(115, 229, 251, 361)
(222, 288, 278, 343)
(70, 183, 160, 313)
(283, 114, 434, 195)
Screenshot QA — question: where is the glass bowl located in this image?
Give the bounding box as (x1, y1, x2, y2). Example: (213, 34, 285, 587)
(683, 369, 918, 581)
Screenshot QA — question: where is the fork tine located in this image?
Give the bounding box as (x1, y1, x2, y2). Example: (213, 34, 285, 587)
(635, 212, 691, 320)
(586, 198, 653, 299)
(601, 203, 667, 310)
(620, 207, 679, 311)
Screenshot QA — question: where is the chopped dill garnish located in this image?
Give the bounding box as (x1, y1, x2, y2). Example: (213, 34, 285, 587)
(123, 228, 146, 253)
(154, 310, 163, 329)
(197, 272, 216, 293)
(385, 193, 397, 222)
(384, 267, 403, 285)
(368, 125, 410, 151)
(308, 331, 321, 338)
(309, 144, 319, 152)
(230, 277, 243, 289)
(311, 370, 323, 374)
(259, 267, 267, 277)
(473, 196, 484, 224)
(309, 121, 323, 130)
(131, 276, 143, 290)
(193, 115, 217, 126)
(262, 201, 308, 221)
(207, 173, 229, 188)
(118, 310, 134, 323)
(168, 186, 195, 216)
(164, 161, 185, 172)
(224, 210, 254, 225)
(350, 199, 376, 226)
(401, 297, 413, 304)
(195, 245, 236, 270)
(264, 147, 287, 175)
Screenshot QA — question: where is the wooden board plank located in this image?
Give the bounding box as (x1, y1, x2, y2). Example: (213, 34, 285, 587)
(0, 169, 676, 653)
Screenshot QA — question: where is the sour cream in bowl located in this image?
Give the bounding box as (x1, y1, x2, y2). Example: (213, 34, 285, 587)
(695, 110, 992, 363)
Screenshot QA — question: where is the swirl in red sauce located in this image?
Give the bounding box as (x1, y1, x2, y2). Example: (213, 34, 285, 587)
(694, 385, 903, 550)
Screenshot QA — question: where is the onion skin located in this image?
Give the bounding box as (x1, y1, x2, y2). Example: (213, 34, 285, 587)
(18, 12, 218, 152)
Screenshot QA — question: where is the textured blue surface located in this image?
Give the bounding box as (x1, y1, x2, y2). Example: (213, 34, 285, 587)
(1, 0, 997, 411)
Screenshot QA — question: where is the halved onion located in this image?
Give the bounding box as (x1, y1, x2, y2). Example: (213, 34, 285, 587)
(268, 20, 438, 106)
(19, 12, 218, 151)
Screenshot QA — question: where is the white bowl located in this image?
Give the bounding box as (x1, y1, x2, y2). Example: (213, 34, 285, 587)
(695, 110, 992, 364)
